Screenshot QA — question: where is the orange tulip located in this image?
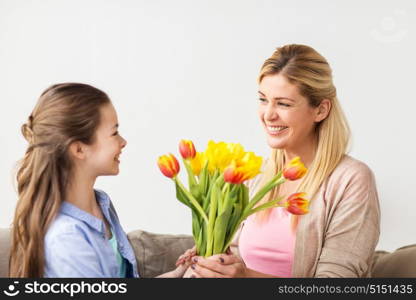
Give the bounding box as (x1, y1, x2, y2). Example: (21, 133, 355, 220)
(284, 192, 309, 215)
(157, 153, 180, 178)
(179, 139, 196, 160)
(283, 157, 307, 181)
(223, 164, 248, 184)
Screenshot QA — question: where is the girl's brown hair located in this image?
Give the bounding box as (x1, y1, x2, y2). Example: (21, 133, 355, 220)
(9, 83, 110, 277)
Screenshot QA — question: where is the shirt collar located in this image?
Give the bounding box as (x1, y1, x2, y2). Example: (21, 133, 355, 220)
(60, 189, 110, 234)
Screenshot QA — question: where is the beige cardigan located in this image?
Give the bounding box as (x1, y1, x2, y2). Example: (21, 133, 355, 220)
(232, 155, 381, 278)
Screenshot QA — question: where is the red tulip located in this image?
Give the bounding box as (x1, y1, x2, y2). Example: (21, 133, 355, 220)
(157, 153, 180, 178)
(284, 192, 309, 215)
(179, 139, 196, 160)
(283, 157, 307, 181)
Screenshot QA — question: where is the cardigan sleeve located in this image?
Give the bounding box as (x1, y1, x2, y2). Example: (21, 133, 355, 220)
(315, 162, 381, 277)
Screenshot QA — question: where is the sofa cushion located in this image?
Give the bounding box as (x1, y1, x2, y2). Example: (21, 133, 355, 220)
(372, 245, 416, 277)
(0, 228, 11, 277)
(127, 230, 194, 278)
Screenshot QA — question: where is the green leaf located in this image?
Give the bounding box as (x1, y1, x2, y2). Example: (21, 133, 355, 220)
(175, 180, 191, 207)
(244, 196, 284, 220)
(192, 210, 201, 240)
(202, 195, 210, 213)
(183, 159, 198, 189)
(242, 172, 285, 216)
(213, 208, 232, 255)
(190, 184, 201, 203)
(221, 183, 239, 216)
(241, 184, 249, 210)
(175, 178, 209, 224)
(199, 161, 210, 196)
(196, 226, 204, 256)
(205, 181, 220, 257)
(217, 191, 224, 216)
(198, 222, 207, 256)
(226, 202, 242, 239)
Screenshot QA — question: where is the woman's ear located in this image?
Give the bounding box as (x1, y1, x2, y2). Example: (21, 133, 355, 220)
(315, 99, 331, 122)
(68, 141, 86, 160)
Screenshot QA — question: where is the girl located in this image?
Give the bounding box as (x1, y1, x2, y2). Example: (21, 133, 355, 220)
(181, 44, 381, 278)
(9, 83, 189, 278)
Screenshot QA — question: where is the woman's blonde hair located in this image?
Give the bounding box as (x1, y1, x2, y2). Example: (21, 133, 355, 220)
(256, 44, 350, 227)
(9, 83, 111, 277)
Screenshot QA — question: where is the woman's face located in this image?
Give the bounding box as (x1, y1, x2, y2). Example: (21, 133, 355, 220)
(258, 73, 323, 153)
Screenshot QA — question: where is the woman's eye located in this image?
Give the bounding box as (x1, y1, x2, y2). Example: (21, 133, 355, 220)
(278, 102, 290, 107)
(113, 131, 119, 136)
(259, 98, 267, 103)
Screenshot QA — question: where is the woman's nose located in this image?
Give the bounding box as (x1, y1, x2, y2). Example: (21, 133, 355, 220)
(264, 103, 278, 121)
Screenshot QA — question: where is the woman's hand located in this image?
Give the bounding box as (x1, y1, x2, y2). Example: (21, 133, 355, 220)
(190, 253, 247, 278)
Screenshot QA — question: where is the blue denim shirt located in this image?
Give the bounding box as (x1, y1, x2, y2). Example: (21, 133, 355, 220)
(44, 189, 139, 278)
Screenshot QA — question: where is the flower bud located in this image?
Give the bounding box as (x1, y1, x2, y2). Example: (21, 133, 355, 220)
(179, 140, 196, 160)
(157, 153, 180, 178)
(283, 157, 307, 180)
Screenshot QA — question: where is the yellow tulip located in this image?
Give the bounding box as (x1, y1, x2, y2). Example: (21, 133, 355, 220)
(223, 152, 262, 184)
(190, 152, 205, 176)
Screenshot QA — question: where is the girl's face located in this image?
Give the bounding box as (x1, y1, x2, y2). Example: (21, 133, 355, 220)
(85, 103, 127, 177)
(258, 74, 323, 153)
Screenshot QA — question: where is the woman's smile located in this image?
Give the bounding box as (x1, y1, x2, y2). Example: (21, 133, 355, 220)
(265, 125, 289, 136)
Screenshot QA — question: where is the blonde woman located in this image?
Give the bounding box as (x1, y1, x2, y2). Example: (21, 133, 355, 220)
(183, 44, 381, 278)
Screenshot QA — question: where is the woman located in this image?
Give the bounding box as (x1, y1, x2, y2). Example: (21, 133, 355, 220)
(183, 44, 381, 278)
(9, 83, 190, 277)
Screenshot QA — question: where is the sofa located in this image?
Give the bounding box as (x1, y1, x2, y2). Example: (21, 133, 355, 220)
(1, 227, 415, 277)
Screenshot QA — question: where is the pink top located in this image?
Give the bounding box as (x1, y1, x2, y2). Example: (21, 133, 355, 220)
(238, 207, 295, 277)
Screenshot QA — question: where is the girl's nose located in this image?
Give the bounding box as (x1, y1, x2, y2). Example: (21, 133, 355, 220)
(121, 136, 127, 148)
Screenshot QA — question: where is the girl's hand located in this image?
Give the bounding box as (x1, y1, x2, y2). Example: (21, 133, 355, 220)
(190, 253, 247, 278)
(157, 246, 196, 277)
(157, 250, 195, 278)
(175, 246, 197, 267)
(170, 261, 191, 278)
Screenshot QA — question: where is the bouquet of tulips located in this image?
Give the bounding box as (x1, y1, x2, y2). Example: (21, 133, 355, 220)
(157, 140, 309, 257)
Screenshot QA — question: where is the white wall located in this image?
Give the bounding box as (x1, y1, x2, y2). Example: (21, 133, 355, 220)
(0, 0, 415, 252)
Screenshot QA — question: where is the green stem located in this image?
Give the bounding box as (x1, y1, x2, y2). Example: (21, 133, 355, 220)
(174, 177, 209, 224)
(183, 159, 198, 187)
(244, 173, 285, 213)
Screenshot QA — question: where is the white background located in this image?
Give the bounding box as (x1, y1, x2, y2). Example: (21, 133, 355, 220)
(0, 0, 415, 252)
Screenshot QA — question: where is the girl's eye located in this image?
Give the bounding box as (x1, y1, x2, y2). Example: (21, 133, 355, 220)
(278, 102, 291, 107)
(112, 131, 119, 136)
(259, 98, 267, 103)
